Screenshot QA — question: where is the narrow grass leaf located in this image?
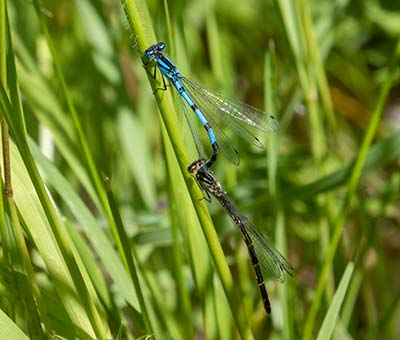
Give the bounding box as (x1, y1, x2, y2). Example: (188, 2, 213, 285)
(117, 107, 157, 209)
(316, 262, 354, 340)
(0, 309, 30, 340)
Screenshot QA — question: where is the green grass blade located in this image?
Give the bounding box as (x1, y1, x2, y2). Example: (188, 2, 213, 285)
(265, 43, 293, 337)
(117, 108, 157, 209)
(0, 309, 30, 340)
(316, 262, 354, 340)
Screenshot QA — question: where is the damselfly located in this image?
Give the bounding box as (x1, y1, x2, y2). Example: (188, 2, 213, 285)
(144, 42, 279, 168)
(188, 159, 293, 315)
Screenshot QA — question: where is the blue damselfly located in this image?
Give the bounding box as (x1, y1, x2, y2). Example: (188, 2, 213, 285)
(144, 42, 279, 168)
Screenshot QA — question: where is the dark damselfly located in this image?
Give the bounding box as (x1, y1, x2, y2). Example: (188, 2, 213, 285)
(188, 159, 293, 315)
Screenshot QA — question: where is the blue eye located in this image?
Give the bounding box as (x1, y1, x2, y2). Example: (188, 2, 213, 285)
(158, 42, 166, 51)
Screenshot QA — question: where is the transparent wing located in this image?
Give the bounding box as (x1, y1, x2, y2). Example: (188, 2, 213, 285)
(242, 214, 293, 283)
(194, 167, 293, 282)
(182, 77, 279, 148)
(222, 196, 292, 282)
(179, 93, 241, 165)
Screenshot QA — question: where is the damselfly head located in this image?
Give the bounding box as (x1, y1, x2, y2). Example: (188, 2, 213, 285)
(144, 42, 166, 57)
(188, 159, 207, 174)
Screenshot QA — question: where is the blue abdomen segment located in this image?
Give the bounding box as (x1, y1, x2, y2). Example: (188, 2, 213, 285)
(180, 89, 207, 125)
(173, 79, 218, 147)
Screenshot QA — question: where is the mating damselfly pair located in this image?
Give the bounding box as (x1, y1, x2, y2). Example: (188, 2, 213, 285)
(143, 42, 292, 314)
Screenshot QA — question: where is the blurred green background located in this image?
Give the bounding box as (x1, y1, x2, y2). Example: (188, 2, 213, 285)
(1, 0, 399, 339)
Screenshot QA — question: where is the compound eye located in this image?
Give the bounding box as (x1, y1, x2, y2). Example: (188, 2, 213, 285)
(144, 46, 153, 56)
(158, 42, 166, 51)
